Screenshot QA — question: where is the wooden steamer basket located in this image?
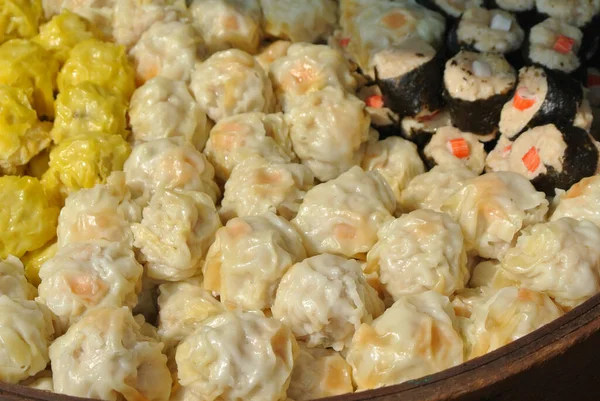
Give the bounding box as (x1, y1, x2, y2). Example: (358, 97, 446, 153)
(2, 294, 599, 401)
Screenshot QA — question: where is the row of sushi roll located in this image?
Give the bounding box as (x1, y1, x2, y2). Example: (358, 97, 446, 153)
(344, 0, 600, 198)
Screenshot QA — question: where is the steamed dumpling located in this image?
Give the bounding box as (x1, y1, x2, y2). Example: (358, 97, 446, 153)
(272, 253, 384, 351)
(175, 310, 298, 401)
(500, 217, 600, 309)
(551, 175, 600, 228)
(132, 189, 221, 281)
(0, 256, 36, 301)
(203, 212, 306, 311)
(366, 209, 469, 300)
(346, 291, 464, 390)
(442, 172, 549, 259)
(49, 306, 171, 401)
(292, 166, 395, 258)
(37, 240, 143, 332)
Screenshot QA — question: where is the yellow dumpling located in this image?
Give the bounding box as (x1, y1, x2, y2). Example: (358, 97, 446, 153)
(32, 11, 96, 65)
(58, 38, 135, 101)
(0, 39, 59, 119)
(21, 240, 57, 287)
(25, 148, 50, 179)
(42, 133, 131, 201)
(0, 0, 43, 44)
(0, 85, 52, 171)
(51, 82, 128, 143)
(0, 176, 59, 259)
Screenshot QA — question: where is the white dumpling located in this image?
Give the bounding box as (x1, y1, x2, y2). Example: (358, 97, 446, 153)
(37, 240, 143, 332)
(124, 138, 220, 205)
(272, 253, 384, 351)
(292, 166, 395, 258)
(50, 306, 171, 401)
(255, 40, 292, 73)
(129, 20, 204, 85)
(500, 217, 600, 309)
(0, 296, 54, 384)
(157, 276, 223, 353)
(219, 156, 314, 221)
(366, 210, 469, 300)
(175, 310, 297, 401)
(59, 0, 116, 39)
(132, 189, 221, 281)
(551, 175, 600, 228)
(203, 212, 306, 311)
(0, 256, 36, 301)
(269, 43, 357, 109)
(113, 0, 188, 49)
(203, 112, 295, 182)
(129, 77, 211, 151)
(441, 172, 549, 259)
(57, 171, 141, 248)
(346, 291, 464, 390)
(190, 0, 262, 55)
(285, 87, 371, 181)
(453, 286, 563, 359)
(189, 49, 276, 122)
(361, 136, 426, 203)
(399, 164, 477, 213)
(260, 0, 338, 43)
(287, 344, 353, 401)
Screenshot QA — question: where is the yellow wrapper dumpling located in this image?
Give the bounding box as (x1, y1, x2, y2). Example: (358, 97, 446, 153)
(32, 11, 96, 64)
(42, 133, 131, 200)
(58, 38, 135, 101)
(0, 175, 59, 259)
(0, 0, 43, 44)
(0, 39, 59, 118)
(21, 240, 57, 287)
(0, 85, 52, 171)
(51, 82, 128, 143)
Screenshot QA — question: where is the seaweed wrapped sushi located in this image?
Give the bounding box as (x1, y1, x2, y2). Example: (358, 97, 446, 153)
(374, 38, 445, 118)
(401, 109, 451, 148)
(486, 0, 539, 28)
(498, 65, 583, 139)
(423, 125, 487, 173)
(443, 50, 516, 135)
(447, 7, 525, 59)
(416, 0, 485, 20)
(498, 123, 599, 195)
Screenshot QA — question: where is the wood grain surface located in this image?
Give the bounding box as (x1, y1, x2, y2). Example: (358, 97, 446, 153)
(2, 293, 600, 401)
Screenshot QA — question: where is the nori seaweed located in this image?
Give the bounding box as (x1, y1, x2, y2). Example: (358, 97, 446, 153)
(530, 125, 598, 195)
(373, 121, 403, 140)
(444, 86, 515, 135)
(415, 0, 462, 21)
(485, 0, 542, 30)
(526, 68, 583, 131)
(581, 13, 600, 62)
(480, 132, 500, 153)
(401, 124, 435, 149)
(376, 50, 445, 118)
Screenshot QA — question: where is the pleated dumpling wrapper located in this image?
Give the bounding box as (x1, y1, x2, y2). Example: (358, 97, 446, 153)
(500, 217, 600, 309)
(189, 49, 276, 122)
(452, 286, 563, 359)
(57, 171, 141, 248)
(286, 344, 353, 401)
(129, 76, 211, 151)
(346, 291, 464, 390)
(551, 175, 600, 229)
(366, 209, 469, 300)
(175, 310, 298, 401)
(203, 212, 306, 311)
(132, 189, 221, 281)
(272, 253, 384, 351)
(49, 306, 171, 401)
(37, 240, 143, 333)
(0, 256, 36, 300)
(219, 156, 314, 221)
(293, 166, 395, 259)
(442, 171, 548, 259)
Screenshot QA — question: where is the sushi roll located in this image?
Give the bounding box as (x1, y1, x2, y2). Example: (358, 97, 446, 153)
(416, 0, 485, 20)
(486, 0, 540, 29)
(444, 51, 516, 135)
(506, 123, 599, 195)
(447, 8, 525, 58)
(524, 18, 584, 77)
(375, 38, 445, 118)
(486, 134, 514, 172)
(423, 126, 487, 173)
(401, 109, 452, 149)
(498, 66, 583, 139)
(357, 85, 402, 139)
